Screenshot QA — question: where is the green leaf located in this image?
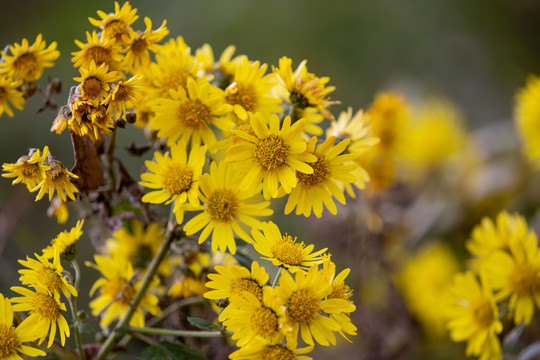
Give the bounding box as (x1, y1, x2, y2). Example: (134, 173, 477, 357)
(161, 341, 206, 360)
(138, 345, 170, 360)
(186, 317, 220, 330)
(79, 323, 95, 334)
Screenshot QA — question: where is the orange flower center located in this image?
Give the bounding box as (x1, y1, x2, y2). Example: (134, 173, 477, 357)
(261, 345, 294, 360)
(104, 20, 128, 42)
(32, 293, 61, 321)
(163, 164, 193, 195)
(14, 52, 40, 80)
(471, 298, 494, 329)
(0, 324, 19, 358)
(272, 235, 304, 267)
(82, 77, 103, 98)
(208, 189, 239, 222)
(36, 268, 64, 292)
(250, 307, 279, 338)
(287, 289, 320, 323)
(227, 83, 258, 112)
(296, 158, 328, 187)
(131, 37, 148, 55)
(253, 135, 288, 170)
(178, 99, 211, 130)
(113, 84, 130, 101)
(510, 263, 540, 297)
(230, 279, 263, 303)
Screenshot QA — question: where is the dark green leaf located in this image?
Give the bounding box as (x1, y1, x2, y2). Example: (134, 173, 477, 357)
(161, 341, 206, 360)
(186, 317, 219, 330)
(138, 344, 170, 360)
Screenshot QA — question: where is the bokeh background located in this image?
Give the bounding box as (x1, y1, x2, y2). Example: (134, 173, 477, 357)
(1, 0, 540, 359)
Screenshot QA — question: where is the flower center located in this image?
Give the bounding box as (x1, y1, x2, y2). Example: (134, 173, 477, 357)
(287, 289, 320, 322)
(82, 77, 103, 98)
(230, 278, 263, 303)
(102, 279, 136, 304)
(36, 268, 64, 292)
(250, 307, 279, 338)
(272, 235, 304, 266)
(289, 90, 310, 109)
(87, 46, 112, 68)
(60, 244, 78, 262)
(208, 189, 239, 222)
(32, 293, 61, 321)
(19, 162, 40, 180)
(510, 264, 540, 297)
(471, 298, 494, 329)
(296, 158, 328, 187)
(329, 282, 353, 301)
(132, 245, 153, 269)
(227, 83, 258, 111)
(131, 38, 148, 55)
(162, 164, 193, 195)
(113, 84, 130, 101)
(0, 86, 7, 99)
(262, 345, 294, 360)
(104, 20, 128, 42)
(161, 72, 188, 95)
(0, 324, 19, 358)
(178, 99, 211, 130)
(14, 53, 39, 80)
(232, 123, 256, 144)
(253, 135, 288, 170)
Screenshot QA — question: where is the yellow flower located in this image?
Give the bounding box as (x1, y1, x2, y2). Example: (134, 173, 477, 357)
(122, 17, 169, 71)
(87, 255, 160, 328)
(275, 264, 356, 348)
(102, 74, 144, 119)
(195, 44, 241, 80)
(150, 77, 232, 148)
(140, 140, 206, 224)
(31, 159, 79, 202)
(446, 272, 502, 360)
(229, 340, 313, 360)
(251, 221, 326, 273)
(204, 262, 269, 306)
(226, 112, 317, 200)
(284, 136, 358, 218)
(273, 56, 337, 120)
(515, 74, 540, 168)
(0, 76, 25, 117)
(225, 56, 281, 121)
(168, 275, 207, 299)
(183, 160, 273, 254)
(88, 1, 139, 45)
(72, 31, 123, 71)
(10, 287, 70, 348)
(42, 219, 84, 261)
(0, 34, 59, 82)
(0, 293, 45, 359)
(2, 146, 50, 190)
(74, 61, 120, 102)
(18, 250, 77, 298)
(47, 197, 69, 224)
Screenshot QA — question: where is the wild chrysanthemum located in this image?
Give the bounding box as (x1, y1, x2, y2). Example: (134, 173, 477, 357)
(122, 17, 169, 71)
(87, 255, 160, 328)
(275, 264, 356, 348)
(72, 31, 123, 71)
(230, 341, 313, 360)
(102, 74, 144, 119)
(150, 77, 232, 148)
(74, 61, 120, 102)
(139, 140, 206, 224)
(195, 44, 241, 82)
(0, 293, 45, 359)
(18, 251, 77, 298)
(183, 160, 273, 254)
(168, 274, 207, 299)
(204, 262, 269, 306)
(226, 112, 317, 200)
(42, 219, 84, 261)
(273, 56, 337, 120)
(446, 272, 502, 360)
(31, 160, 79, 202)
(284, 136, 358, 218)
(88, 1, 139, 45)
(225, 56, 281, 121)
(0, 76, 25, 118)
(483, 228, 540, 325)
(0, 34, 59, 82)
(10, 287, 70, 348)
(515, 74, 540, 168)
(2, 146, 50, 190)
(251, 221, 326, 273)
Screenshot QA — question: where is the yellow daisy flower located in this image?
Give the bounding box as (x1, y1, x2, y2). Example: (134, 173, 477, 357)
(2, 146, 50, 190)
(10, 287, 70, 348)
(139, 140, 206, 224)
(122, 17, 169, 71)
(56, 96, 114, 141)
(204, 262, 269, 306)
(168, 274, 207, 299)
(229, 341, 313, 360)
(87, 255, 160, 328)
(0, 34, 59, 82)
(275, 264, 356, 348)
(515, 74, 540, 168)
(88, 1, 139, 45)
(31, 159, 79, 202)
(195, 44, 241, 81)
(72, 31, 123, 71)
(251, 221, 326, 273)
(284, 136, 358, 218)
(0, 293, 45, 359)
(74, 61, 120, 102)
(226, 112, 317, 200)
(42, 219, 84, 261)
(0, 76, 25, 118)
(225, 56, 281, 121)
(446, 272, 502, 360)
(483, 228, 540, 325)
(272, 56, 337, 120)
(102, 74, 144, 119)
(183, 160, 273, 254)
(18, 251, 77, 298)
(150, 77, 232, 148)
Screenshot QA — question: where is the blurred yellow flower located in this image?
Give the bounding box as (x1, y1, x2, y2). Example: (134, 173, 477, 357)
(515, 74, 540, 168)
(0, 76, 25, 118)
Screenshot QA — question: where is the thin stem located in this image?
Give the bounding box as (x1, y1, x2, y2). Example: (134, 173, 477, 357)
(272, 267, 281, 288)
(127, 327, 229, 338)
(69, 260, 85, 360)
(71, 260, 81, 292)
(106, 128, 117, 189)
(94, 218, 178, 360)
(147, 296, 206, 327)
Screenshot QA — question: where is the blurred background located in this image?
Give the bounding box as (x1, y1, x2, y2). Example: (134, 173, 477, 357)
(1, 0, 540, 359)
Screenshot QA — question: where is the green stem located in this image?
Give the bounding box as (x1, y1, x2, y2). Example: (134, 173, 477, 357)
(94, 219, 177, 360)
(127, 327, 229, 338)
(69, 260, 85, 360)
(271, 267, 281, 288)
